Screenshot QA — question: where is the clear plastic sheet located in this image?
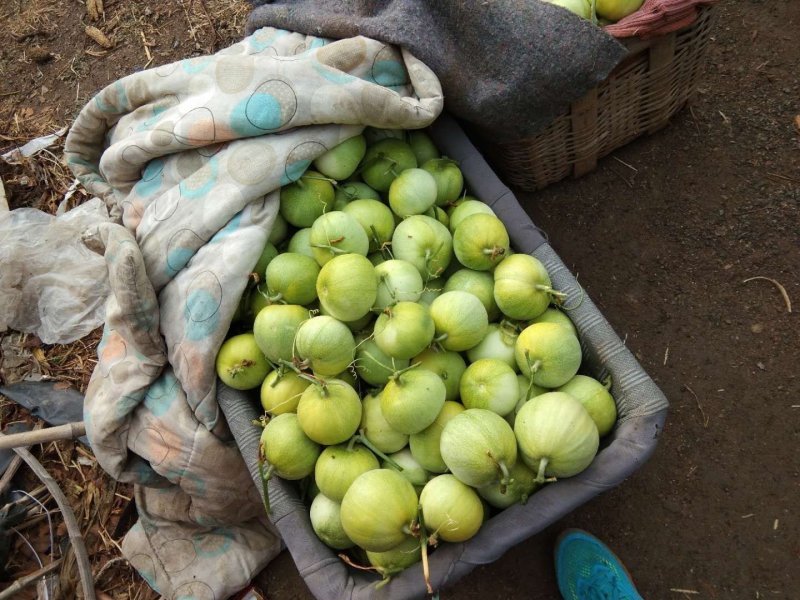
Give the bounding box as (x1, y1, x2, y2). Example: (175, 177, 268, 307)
(0, 198, 109, 344)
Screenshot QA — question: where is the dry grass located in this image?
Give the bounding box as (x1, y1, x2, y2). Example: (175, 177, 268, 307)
(0, 138, 86, 212)
(36, 329, 103, 394)
(1, 0, 251, 597)
(0, 384, 155, 599)
(0, 327, 141, 600)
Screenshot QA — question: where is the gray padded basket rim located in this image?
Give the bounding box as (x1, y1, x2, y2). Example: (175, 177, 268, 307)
(218, 113, 669, 600)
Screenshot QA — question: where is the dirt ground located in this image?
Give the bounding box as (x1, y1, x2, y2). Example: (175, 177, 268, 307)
(1, 0, 798, 598)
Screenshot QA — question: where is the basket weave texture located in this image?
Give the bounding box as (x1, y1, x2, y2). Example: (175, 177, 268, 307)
(485, 5, 717, 191)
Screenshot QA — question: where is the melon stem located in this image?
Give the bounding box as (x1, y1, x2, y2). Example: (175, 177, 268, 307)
(525, 352, 543, 378)
(337, 552, 379, 574)
(252, 284, 271, 310)
(227, 359, 255, 379)
(361, 350, 397, 374)
(294, 369, 328, 392)
(302, 174, 337, 185)
(416, 510, 434, 595)
(312, 240, 348, 251)
(534, 284, 568, 302)
(369, 225, 383, 251)
(356, 429, 403, 470)
(423, 248, 432, 268)
(433, 333, 449, 344)
(332, 181, 358, 200)
(379, 239, 394, 260)
(525, 377, 537, 401)
(258, 460, 274, 515)
(499, 319, 521, 334)
(499, 319, 521, 344)
(389, 361, 421, 383)
(253, 414, 270, 429)
(284, 360, 316, 382)
(277, 358, 302, 375)
(275, 362, 289, 377)
(497, 460, 512, 495)
(482, 246, 506, 260)
(380, 155, 399, 178)
(423, 247, 443, 281)
(534, 457, 549, 485)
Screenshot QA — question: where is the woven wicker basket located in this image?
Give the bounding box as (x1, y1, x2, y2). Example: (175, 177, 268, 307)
(481, 5, 717, 192)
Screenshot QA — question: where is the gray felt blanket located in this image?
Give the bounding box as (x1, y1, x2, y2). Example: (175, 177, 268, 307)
(246, 0, 628, 139)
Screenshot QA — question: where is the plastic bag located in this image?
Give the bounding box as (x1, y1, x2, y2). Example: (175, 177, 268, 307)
(0, 198, 109, 344)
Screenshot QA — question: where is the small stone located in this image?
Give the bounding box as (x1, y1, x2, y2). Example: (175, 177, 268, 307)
(750, 323, 764, 333)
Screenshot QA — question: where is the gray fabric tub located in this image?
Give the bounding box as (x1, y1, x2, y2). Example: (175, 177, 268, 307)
(218, 113, 669, 599)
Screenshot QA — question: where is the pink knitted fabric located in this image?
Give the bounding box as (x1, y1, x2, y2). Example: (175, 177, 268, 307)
(603, 0, 718, 39)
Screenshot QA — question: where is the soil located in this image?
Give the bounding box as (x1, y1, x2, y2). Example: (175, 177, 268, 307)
(1, 0, 798, 599)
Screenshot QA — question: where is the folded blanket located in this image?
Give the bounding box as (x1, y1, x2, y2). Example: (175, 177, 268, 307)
(65, 29, 442, 599)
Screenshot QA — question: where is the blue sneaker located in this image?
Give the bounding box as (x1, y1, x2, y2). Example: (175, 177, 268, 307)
(554, 529, 644, 600)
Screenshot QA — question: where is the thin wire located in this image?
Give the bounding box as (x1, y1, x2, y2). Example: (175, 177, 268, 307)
(10, 527, 50, 600)
(10, 445, 95, 600)
(11, 527, 44, 570)
(12, 489, 55, 562)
